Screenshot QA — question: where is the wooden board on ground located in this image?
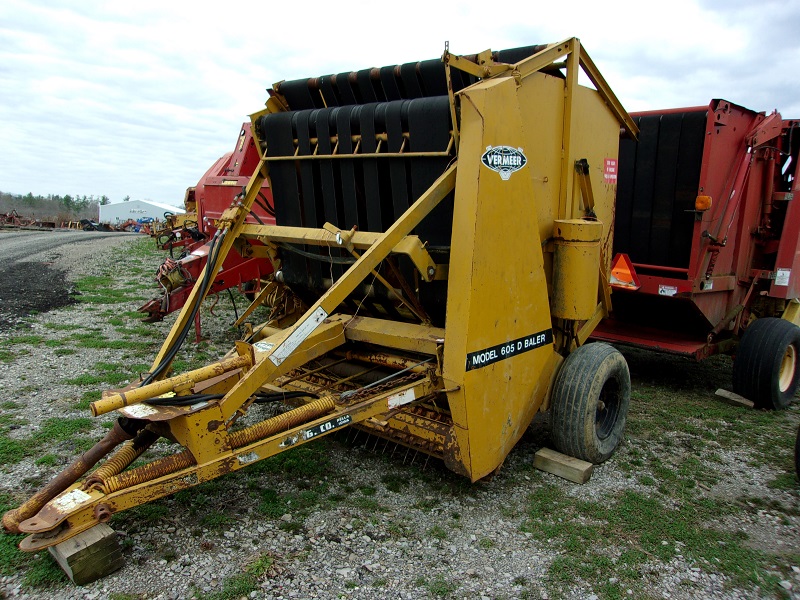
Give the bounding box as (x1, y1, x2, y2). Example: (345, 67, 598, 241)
(715, 389, 755, 409)
(533, 447, 594, 484)
(48, 523, 124, 585)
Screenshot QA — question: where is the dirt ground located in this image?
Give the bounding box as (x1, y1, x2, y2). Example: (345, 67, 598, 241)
(0, 229, 132, 331)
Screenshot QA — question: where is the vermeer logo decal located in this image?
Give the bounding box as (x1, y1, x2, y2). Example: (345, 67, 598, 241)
(481, 145, 528, 180)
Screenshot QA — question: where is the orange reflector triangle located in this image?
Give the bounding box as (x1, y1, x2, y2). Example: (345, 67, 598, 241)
(610, 253, 641, 290)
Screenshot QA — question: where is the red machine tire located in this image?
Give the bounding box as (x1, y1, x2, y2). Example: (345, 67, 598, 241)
(733, 318, 800, 410)
(550, 342, 631, 464)
(795, 425, 800, 480)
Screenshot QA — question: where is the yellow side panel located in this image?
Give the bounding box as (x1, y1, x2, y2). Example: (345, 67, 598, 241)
(567, 86, 622, 269)
(442, 76, 559, 481)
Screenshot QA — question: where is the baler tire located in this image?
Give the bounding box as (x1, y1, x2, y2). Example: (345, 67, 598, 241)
(732, 317, 800, 410)
(550, 342, 631, 465)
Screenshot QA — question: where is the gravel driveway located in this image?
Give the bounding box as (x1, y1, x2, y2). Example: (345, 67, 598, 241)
(0, 232, 798, 600)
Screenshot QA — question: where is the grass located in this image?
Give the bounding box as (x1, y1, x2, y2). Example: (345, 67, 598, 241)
(6, 335, 44, 346)
(73, 275, 136, 304)
(0, 493, 65, 587)
(0, 416, 95, 465)
(203, 553, 274, 600)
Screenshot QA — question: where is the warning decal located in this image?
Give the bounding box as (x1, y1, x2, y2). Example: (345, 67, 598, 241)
(465, 329, 553, 372)
(604, 158, 618, 183)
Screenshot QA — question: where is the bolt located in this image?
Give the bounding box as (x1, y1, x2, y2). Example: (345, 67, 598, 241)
(427, 267, 435, 278)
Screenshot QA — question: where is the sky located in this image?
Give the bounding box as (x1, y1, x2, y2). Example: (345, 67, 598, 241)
(1, 0, 798, 207)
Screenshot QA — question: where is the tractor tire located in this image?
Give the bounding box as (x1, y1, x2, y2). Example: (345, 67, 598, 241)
(243, 280, 258, 303)
(732, 317, 800, 410)
(550, 342, 631, 464)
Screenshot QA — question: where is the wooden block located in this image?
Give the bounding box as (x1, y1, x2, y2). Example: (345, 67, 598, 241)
(715, 389, 754, 409)
(533, 447, 594, 484)
(48, 524, 124, 585)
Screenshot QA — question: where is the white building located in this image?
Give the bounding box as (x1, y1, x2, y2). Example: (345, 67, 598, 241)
(99, 200, 184, 224)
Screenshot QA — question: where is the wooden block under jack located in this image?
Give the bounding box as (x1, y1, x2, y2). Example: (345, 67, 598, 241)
(533, 447, 594, 484)
(714, 389, 755, 409)
(48, 523, 124, 585)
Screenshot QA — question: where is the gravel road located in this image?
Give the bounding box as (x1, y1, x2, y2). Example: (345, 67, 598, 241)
(0, 232, 798, 600)
(0, 229, 135, 331)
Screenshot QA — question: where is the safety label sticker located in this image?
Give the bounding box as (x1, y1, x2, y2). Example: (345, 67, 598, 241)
(253, 341, 274, 353)
(604, 158, 618, 183)
(388, 388, 416, 409)
(269, 307, 328, 365)
(304, 414, 352, 440)
(52, 489, 92, 512)
(481, 146, 527, 181)
(775, 269, 791, 286)
(465, 329, 553, 372)
(658, 285, 678, 297)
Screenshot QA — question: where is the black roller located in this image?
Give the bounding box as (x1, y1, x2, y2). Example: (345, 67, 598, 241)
(278, 79, 318, 111)
(495, 45, 546, 64)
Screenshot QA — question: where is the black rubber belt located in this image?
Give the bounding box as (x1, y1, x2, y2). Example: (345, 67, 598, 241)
(408, 96, 452, 247)
(296, 109, 323, 289)
(358, 103, 384, 232)
(380, 65, 403, 101)
(319, 75, 339, 107)
(417, 59, 448, 96)
(336, 105, 362, 229)
(261, 112, 302, 226)
(315, 108, 341, 226)
(356, 69, 381, 103)
(384, 101, 410, 222)
(400, 62, 423, 99)
(335, 72, 358, 105)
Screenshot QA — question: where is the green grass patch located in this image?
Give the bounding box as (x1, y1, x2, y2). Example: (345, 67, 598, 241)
(43, 323, 82, 331)
(73, 389, 103, 410)
(7, 335, 44, 346)
(34, 454, 58, 466)
(0, 493, 66, 586)
(200, 512, 234, 531)
(521, 478, 779, 597)
(203, 553, 274, 600)
(249, 442, 331, 478)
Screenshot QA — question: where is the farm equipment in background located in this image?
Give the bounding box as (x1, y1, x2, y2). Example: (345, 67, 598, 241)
(4, 39, 640, 559)
(139, 125, 276, 325)
(592, 101, 800, 408)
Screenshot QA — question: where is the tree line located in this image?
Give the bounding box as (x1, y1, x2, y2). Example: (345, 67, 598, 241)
(0, 191, 120, 222)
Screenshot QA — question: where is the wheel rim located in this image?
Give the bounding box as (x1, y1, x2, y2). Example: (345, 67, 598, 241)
(779, 344, 797, 393)
(596, 378, 621, 440)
